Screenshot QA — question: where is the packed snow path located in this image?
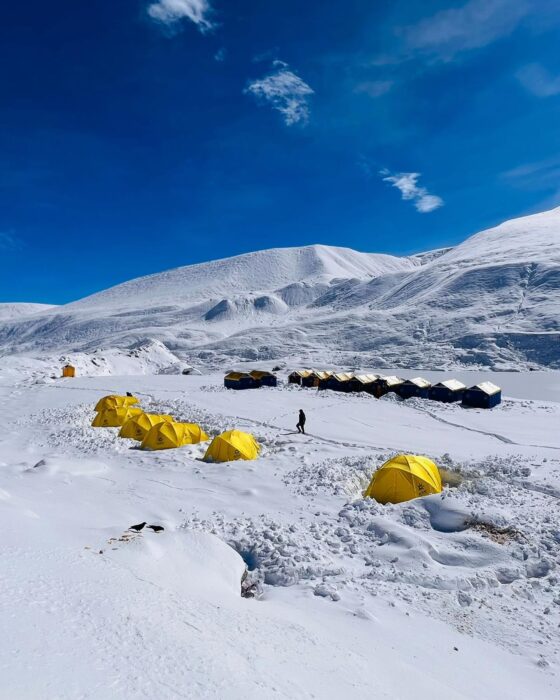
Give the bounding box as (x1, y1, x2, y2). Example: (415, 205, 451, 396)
(1, 371, 560, 699)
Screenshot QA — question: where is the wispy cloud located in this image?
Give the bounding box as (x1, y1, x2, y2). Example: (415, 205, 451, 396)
(214, 47, 226, 62)
(517, 63, 560, 97)
(354, 80, 394, 98)
(398, 0, 529, 62)
(147, 0, 214, 32)
(503, 155, 560, 188)
(0, 230, 20, 250)
(245, 61, 314, 127)
(381, 170, 444, 213)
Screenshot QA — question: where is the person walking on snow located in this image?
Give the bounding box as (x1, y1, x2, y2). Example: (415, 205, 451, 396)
(297, 409, 306, 434)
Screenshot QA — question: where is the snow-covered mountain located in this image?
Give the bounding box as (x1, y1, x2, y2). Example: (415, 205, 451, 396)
(1, 208, 559, 370)
(0, 302, 56, 322)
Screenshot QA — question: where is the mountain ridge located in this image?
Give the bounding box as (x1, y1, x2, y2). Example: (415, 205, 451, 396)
(0, 208, 559, 370)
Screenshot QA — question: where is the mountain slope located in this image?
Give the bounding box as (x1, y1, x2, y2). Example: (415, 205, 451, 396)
(0, 303, 56, 322)
(0, 209, 559, 369)
(68, 245, 417, 311)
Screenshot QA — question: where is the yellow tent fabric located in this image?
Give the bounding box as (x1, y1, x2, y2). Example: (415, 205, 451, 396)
(364, 454, 442, 504)
(62, 365, 75, 378)
(141, 422, 209, 450)
(203, 430, 259, 463)
(95, 395, 139, 412)
(92, 407, 143, 428)
(119, 413, 173, 441)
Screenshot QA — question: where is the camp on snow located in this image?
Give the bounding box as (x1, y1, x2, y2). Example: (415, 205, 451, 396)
(94, 394, 139, 412)
(92, 407, 143, 428)
(62, 364, 75, 378)
(462, 382, 502, 408)
(141, 421, 209, 450)
(365, 454, 442, 504)
(203, 430, 260, 463)
(119, 413, 174, 441)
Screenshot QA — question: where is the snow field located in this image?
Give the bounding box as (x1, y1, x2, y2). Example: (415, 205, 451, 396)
(1, 371, 560, 698)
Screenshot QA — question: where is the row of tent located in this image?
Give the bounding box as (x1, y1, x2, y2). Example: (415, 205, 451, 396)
(91, 397, 443, 505)
(288, 370, 501, 408)
(91, 394, 260, 461)
(224, 370, 278, 390)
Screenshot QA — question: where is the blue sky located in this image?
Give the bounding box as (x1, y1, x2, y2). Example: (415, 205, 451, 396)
(1, 0, 559, 304)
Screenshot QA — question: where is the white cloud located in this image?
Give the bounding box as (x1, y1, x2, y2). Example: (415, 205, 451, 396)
(381, 170, 444, 213)
(214, 47, 226, 62)
(147, 0, 214, 31)
(517, 63, 560, 97)
(245, 61, 314, 126)
(399, 0, 529, 62)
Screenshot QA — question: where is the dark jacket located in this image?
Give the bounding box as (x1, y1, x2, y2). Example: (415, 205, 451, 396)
(298, 410, 306, 425)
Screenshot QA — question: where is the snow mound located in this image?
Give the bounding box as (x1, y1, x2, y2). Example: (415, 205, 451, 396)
(108, 530, 246, 600)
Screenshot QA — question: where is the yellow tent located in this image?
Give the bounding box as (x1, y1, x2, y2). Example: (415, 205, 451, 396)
(92, 407, 143, 428)
(364, 454, 442, 504)
(119, 413, 174, 441)
(203, 430, 259, 463)
(62, 365, 75, 378)
(95, 395, 139, 412)
(141, 421, 209, 450)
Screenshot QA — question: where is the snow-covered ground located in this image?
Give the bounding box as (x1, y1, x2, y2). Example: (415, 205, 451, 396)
(2, 367, 560, 698)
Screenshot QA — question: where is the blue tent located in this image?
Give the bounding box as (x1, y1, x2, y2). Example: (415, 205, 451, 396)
(250, 370, 278, 387)
(462, 382, 502, 408)
(372, 375, 405, 398)
(325, 373, 354, 392)
(428, 379, 466, 403)
(396, 377, 432, 399)
(224, 372, 259, 390)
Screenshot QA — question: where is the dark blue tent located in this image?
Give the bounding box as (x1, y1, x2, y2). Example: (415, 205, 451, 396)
(325, 373, 354, 392)
(371, 375, 405, 398)
(250, 370, 278, 387)
(288, 370, 312, 385)
(428, 380, 467, 403)
(396, 377, 432, 400)
(348, 374, 378, 393)
(224, 372, 259, 390)
(462, 382, 502, 408)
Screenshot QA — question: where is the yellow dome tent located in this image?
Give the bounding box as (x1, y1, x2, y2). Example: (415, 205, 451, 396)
(141, 422, 209, 450)
(203, 430, 259, 463)
(95, 395, 139, 412)
(92, 406, 143, 428)
(364, 454, 442, 504)
(119, 413, 174, 441)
